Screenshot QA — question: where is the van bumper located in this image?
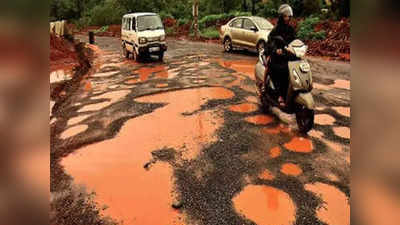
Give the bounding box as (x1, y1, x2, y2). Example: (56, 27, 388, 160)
(138, 43, 167, 54)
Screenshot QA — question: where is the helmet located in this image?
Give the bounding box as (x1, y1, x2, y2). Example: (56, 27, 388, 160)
(278, 4, 293, 17)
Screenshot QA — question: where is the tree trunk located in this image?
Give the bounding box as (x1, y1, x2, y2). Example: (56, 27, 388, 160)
(193, 0, 199, 39)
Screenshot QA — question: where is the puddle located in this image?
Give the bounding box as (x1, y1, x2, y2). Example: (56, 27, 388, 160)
(313, 83, 332, 91)
(233, 185, 296, 225)
(67, 114, 90, 126)
(229, 103, 258, 113)
(245, 96, 259, 104)
(333, 126, 350, 139)
(331, 79, 350, 90)
(322, 139, 343, 152)
(92, 71, 119, 78)
(215, 59, 256, 78)
(269, 146, 281, 158)
(305, 182, 350, 225)
(258, 169, 275, 180)
(78, 90, 130, 112)
(315, 114, 336, 126)
(284, 137, 313, 153)
(62, 87, 233, 225)
(332, 106, 350, 117)
(245, 115, 274, 125)
(60, 125, 88, 139)
(156, 83, 169, 88)
(308, 130, 324, 139)
(125, 78, 140, 84)
(50, 69, 72, 84)
(136, 65, 167, 81)
(262, 124, 291, 135)
(280, 163, 303, 176)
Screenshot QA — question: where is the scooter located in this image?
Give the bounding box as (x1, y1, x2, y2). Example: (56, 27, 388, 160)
(255, 38, 315, 133)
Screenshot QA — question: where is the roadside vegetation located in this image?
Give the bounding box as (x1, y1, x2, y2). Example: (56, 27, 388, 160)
(50, 0, 350, 57)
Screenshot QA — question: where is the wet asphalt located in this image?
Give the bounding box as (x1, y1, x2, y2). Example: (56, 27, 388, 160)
(50, 35, 351, 225)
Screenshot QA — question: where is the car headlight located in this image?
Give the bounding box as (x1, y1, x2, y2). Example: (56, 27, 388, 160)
(159, 35, 166, 41)
(139, 37, 147, 44)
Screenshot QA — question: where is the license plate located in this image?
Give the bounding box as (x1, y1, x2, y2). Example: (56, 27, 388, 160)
(149, 47, 160, 52)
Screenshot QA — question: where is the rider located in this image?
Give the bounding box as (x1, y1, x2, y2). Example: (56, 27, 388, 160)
(264, 4, 296, 106)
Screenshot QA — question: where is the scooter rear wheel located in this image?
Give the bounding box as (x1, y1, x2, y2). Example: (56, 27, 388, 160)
(296, 108, 314, 133)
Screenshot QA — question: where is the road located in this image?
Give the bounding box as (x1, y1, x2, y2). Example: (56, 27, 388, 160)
(50, 35, 350, 225)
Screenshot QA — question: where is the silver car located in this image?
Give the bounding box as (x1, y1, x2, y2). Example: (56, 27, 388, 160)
(220, 16, 274, 53)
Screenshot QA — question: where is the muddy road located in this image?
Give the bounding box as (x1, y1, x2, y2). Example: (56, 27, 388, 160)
(50, 35, 350, 225)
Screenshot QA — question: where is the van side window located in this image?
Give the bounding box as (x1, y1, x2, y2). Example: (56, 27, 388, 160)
(131, 18, 136, 31)
(127, 18, 131, 31)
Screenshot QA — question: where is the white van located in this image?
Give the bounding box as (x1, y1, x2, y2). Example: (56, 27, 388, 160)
(121, 13, 167, 61)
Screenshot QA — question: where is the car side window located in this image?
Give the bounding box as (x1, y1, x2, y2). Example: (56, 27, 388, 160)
(243, 19, 256, 30)
(230, 19, 243, 29)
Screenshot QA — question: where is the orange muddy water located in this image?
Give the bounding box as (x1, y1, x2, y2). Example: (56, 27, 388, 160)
(284, 137, 313, 153)
(215, 59, 257, 78)
(233, 185, 296, 225)
(269, 146, 282, 158)
(61, 87, 234, 225)
(229, 103, 259, 113)
(305, 182, 350, 225)
(280, 163, 303, 176)
(245, 115, 274, 125)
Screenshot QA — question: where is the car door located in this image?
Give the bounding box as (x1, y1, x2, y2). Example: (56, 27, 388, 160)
(229, 18, 244, 45)
(242, 19, 259, 48)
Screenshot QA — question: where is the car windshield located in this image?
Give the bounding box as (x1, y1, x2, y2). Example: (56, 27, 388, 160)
(252, 17, 273, 30)
(137, 15, 164, 31)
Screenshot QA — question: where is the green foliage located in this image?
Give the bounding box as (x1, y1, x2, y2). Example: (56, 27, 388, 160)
(297, 16, 326, 40)
(86, 0, 126, 26)
(200, 26, 220, 39)
(165, 27, 176, 36)
(303, 0, 323, 16)
(94, 25, 109, 33)
(198, 11, 251, 29)
(178, 18, 190, 26)
(159, 11, 174, 20)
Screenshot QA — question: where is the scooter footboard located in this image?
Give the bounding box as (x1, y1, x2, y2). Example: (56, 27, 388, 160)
(295, 93, 315, 110)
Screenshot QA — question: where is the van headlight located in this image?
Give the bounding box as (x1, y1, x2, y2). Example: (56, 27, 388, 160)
(139, 37, 147, 44)
(159, 35, 166, 41)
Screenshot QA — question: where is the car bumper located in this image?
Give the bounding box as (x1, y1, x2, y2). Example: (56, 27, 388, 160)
(138, 43, 167, 54)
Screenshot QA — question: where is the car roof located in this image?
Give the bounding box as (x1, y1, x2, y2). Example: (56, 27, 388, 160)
(123, 12, 157, 18)
(231, 16, 268, 20)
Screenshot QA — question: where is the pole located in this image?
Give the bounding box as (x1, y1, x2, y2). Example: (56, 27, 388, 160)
(193, 0, 199, 39)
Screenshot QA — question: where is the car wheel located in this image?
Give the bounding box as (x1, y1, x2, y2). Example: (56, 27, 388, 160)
(224, 37, 232, 52)
(257, 41, 266, 54)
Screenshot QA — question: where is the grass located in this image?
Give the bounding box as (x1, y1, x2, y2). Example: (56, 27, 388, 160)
(200, 26, 220, 39)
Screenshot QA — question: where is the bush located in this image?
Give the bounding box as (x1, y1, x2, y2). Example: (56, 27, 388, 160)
(200, 26, 220, 39)
(297, 16, 326, 40)
(94, 26, 109, 33)
(177, 18, 190, 26)
(198, 11, 251, 29)
(159, 11, 174, 20)
(87, 0, 126, 26)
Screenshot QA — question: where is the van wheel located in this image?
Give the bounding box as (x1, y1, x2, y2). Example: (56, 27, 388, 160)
(122, 44, 130, 58)
(257, 41, 266, 54)
(158, 52, 164, 61)
(224, 37, 232, 52)
(133, 49, 139, 62)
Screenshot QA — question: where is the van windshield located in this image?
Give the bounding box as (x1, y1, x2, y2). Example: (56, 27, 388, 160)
(137, 15, 164, 31)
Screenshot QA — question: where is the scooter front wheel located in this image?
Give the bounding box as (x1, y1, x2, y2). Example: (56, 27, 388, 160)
(296, 108, 314, 133)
